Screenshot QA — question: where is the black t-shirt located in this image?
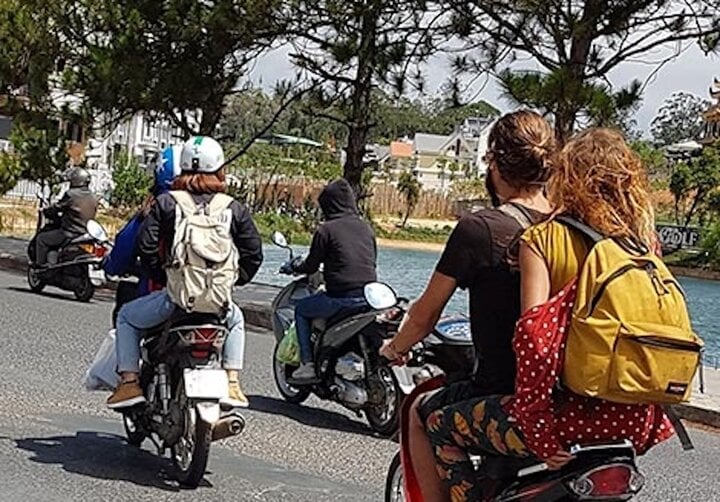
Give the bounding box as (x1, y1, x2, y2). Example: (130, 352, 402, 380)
(436, 206, 547, 395)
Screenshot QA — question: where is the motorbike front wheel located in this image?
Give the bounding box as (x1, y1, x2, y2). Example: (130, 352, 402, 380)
(172, 389, 212, 488)
(365, 365, 403, 436)
(27, 266, 45, 293)
(122, 413, 146, 447)
(272, 343, 310, 404)
(385, 452, 405, 502)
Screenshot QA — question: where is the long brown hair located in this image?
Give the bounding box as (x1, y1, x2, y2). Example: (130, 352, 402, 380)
(171, 169, 227, 194)
(551, 128, 654, 245)
(486, 110, 557, 189)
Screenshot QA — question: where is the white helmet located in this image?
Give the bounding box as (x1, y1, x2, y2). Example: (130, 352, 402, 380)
(179, 136, 225, 173)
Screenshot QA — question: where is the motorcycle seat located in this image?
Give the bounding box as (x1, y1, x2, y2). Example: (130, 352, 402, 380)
(311, 304, 372, 333)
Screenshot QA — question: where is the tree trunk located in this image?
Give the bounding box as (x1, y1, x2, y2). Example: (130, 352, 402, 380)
(342, 1, 378, 198)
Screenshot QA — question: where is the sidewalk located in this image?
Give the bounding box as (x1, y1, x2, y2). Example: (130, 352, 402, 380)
(1, 235, 719, 431)
(0, 235, 280, 330)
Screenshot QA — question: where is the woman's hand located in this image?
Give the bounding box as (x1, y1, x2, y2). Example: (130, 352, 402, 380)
(545, 450, 574, 471)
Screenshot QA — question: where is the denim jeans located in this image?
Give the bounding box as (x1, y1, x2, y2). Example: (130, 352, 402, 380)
(294, 293, 367, 363)
(116, 289, 246, 373)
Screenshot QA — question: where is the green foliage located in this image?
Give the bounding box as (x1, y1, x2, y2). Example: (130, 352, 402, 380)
(700, 221, 720, 267)
(110, 151, 152, 209)
(374, 223, 452, 243)
(252, 212, 314, 246)
(449, 1, 720, 140)
(650, 92, 712, 146)
(631, 141, 668, 179)
(669, 144, 720, 226)
(287, 0, 446, 187)
(0, 0, 61, 105)
(61, 0, 285, 135)
(0, 150, 22, 195)
(397, 170, 421, 227)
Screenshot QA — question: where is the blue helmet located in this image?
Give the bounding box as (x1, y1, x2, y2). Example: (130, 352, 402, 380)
(153, 145, 182, 195)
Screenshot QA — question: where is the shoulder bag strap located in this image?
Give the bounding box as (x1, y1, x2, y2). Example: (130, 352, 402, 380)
(554, 215, 605, 244)
(663, 405, 694, 451)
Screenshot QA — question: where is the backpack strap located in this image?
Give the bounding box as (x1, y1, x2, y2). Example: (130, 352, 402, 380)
(554, 215, 605, 244)
(169, 190, 199, 218)
(497, 203, 535, 269)
(497, 202, 534, 230)
(207, 193, 234, 216)
(663, 405, 694, 451)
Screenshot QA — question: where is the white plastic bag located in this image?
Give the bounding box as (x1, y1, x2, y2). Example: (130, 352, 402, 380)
(84, 329, 121, 391)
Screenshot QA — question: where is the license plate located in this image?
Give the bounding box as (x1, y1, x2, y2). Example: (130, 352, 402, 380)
(183, 368, 228, 399)
(89, 265, 105, 286)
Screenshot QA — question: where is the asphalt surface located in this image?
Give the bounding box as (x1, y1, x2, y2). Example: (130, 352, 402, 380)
(1, 268, 720, 501)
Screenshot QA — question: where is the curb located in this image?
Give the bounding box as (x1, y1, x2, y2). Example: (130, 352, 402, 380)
(0, 252, 276, 330)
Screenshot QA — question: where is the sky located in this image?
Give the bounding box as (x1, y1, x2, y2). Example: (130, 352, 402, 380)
(249, 43, 719, 137)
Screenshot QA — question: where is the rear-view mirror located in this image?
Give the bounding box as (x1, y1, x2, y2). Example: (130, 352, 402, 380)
(364, 282, 398, 310)
(86, 219, 108, 242)
(272, 231, 289, 248)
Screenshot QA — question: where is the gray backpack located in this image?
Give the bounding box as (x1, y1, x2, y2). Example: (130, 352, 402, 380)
(166, 191, 238, 313)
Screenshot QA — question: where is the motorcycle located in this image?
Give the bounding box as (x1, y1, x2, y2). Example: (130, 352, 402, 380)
(27, 196, 109, 301)
(270, 231, 474, 436)
(120, 311, 245, 488)
(385, 376, 646, 502)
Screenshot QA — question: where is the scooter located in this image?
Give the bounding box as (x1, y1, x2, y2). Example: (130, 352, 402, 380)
(385, 375, 646, 501)
(27, 197, 110, 301)
(270, 231, 474, 436)
(121, 310, 245, 488)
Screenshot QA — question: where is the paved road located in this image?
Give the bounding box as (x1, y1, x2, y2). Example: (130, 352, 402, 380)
(0, 268, 719, 501)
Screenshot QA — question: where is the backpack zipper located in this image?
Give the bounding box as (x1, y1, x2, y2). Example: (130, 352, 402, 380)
(626, 335, 701, 352)
(587, 260, 655, 317)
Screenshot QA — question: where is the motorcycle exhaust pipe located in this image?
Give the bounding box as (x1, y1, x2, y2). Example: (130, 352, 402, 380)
(212, 413, 246, 441)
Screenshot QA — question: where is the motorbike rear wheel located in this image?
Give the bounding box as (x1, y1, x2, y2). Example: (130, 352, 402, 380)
(365, 365, 402, 436)
(172, 386, 212, 488)
(122, 413, 146, 447)
(385, 452, 405, 502)
(74, 274, 94, 302)
(272, 343, 310, 404)
(27, 267, 45, 293)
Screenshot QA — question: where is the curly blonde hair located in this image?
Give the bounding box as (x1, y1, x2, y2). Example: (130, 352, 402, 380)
(550, 128, 655, 245)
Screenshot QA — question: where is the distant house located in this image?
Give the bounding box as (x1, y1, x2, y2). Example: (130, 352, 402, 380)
(411, 117, 494, 193)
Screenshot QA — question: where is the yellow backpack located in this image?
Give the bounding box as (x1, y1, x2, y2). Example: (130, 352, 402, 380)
(558, 217, 703, 405)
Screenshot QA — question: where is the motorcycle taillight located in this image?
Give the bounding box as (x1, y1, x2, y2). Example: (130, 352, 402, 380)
(195, 328, 219, 343)
(94, 245, 107, 258)
(569, 464, 644, 499)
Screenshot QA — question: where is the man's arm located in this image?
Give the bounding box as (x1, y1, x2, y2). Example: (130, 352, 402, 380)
(292, 229, 326, 275)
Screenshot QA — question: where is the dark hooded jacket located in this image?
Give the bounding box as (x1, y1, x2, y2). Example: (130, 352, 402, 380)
(293, 179, 377, 296)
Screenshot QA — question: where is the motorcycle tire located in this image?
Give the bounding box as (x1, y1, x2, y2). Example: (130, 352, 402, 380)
(122, 413, 146, 447)
(272, 343, 310, 404)
(365, 365, 403, 436)
(385, 452, 404, 502)
(74, 274, 94, 302)
(172, 398, 212, 488)
(27, 267, 45, 293)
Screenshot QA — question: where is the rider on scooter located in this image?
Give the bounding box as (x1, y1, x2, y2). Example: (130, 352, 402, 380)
(107, 136, 263, 410)
(103, 145, 181, 326)
(285, 178, 377, 384)
(33, 167, 98, 267)
(380, 111, 555, 501)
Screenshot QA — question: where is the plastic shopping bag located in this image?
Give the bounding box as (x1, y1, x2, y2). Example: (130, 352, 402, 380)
(276, 322, 301, 366)
(84, 329, 121, 391)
